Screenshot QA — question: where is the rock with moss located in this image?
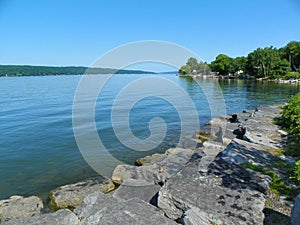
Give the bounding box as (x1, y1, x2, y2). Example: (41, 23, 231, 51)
(0, 196, 43, 223)
(135, 153, 166, 166)
(49, 177, 115, 210)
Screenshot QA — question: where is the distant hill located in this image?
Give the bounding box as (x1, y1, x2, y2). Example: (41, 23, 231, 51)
(0, 65, 155, 77)
(158, 71, 178, 75)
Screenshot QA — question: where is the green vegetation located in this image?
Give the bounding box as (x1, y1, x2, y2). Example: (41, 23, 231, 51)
(242, 162, 295, 197)
(0, 65, 154, 77)
(179, 41, 300, 79)
(178, 57, 210, 75)
(280, 93, 300, 141)
(290, 160, 300, 183)
(243, 94, 300, 198)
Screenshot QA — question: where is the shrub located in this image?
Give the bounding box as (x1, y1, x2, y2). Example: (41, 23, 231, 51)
(284, 72, 300, 80)
(281, 93, 300, 140)
(290, 160, 300, 184)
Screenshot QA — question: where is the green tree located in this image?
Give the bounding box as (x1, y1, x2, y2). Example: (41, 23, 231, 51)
(284, 41, 300, 71)
(232, 56, 247, 73)
(197, 61, 211, 74)
(178, 65, 192, 75)
(246, 47, 283, 78)
(210, 54, 234, 75)
(186, 57, 198, 70)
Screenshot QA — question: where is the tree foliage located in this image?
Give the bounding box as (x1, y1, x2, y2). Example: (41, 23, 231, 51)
(179, 58, 210, 75)
(280, 93, 300, 140)
(207, 41, 299, 78)
(284, 41, 300, 71)
(0, 65, 154, 77)
(246, 47, 284, 78)
(210, 54, 234, 75)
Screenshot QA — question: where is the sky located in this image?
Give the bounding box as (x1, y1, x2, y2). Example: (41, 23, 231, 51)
(0, 0, 299, 71)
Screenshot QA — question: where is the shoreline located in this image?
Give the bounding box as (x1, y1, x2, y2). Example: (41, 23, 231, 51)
(1, 103, 299, 224)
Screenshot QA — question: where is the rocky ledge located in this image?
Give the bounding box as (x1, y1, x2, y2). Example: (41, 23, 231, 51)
(0, 104, 299, 225)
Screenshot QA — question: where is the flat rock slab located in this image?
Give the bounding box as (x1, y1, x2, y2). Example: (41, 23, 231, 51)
(0, 195, 43, 223)
(2, 209, 79, 225)
(113, 178, 161, 205)
(112, 148, 203, 185)
(74, 192, 124, 219)
(80, 198, 177, 225)
(220, 138, 276, 166)
(158, 156, 270, 225)
(50, 177, 115, 210)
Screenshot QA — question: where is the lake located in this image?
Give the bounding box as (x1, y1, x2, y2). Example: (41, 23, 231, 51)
(0, 74, 299, 201)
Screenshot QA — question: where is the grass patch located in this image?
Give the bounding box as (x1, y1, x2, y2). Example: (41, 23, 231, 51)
(242, 162, 296, 198)
(264, 147, 285, 156)
(193, 130, 211, 142)
(242, 163, 264, 173)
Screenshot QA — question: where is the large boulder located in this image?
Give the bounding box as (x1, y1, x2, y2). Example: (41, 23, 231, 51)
(220, 138, 276, 166)
(80, 197, 177, 225)
(2, 209, 79, 225)
(291, 194, 300, 225)
(0, 196, 43, 223)
(111, 164, 155, 185)
(112, 148, 203, 185)
(74, 192, 124, 220)
(113, 178, 161, 205)
(49, 177, 115, 210)
(158, 156, 270, 225)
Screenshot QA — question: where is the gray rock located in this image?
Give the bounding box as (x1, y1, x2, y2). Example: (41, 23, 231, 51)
(74, 192, 123, 219)
(179, 137, 203, 149)
(113, 178, 161, 204)
(291, 194, 300, 225)
(198, 141, 226, 173)
(49, 177, 115, 210)
(80, 198, 177, 225)
(183, 207, 213, 225)
(279, 155, 296, 165)
(112, 148, 203, 185)
(0, 195, 43, 223)
(2, 209, 79, 225)
(111, 164, 155, 185)
(220, 138, 276, 166)
(135, 153, 166, 166)
(158, 156, 269, 224)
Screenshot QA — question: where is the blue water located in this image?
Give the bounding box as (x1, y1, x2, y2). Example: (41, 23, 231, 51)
(0, 74, 299, 200)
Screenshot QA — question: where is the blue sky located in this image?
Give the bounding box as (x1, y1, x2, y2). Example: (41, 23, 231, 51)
(0, 0, 299, 71)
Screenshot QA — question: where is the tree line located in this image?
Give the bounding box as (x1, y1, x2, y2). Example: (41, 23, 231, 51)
(179, 41, 300, 79)
(0, 65, 154, 77)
